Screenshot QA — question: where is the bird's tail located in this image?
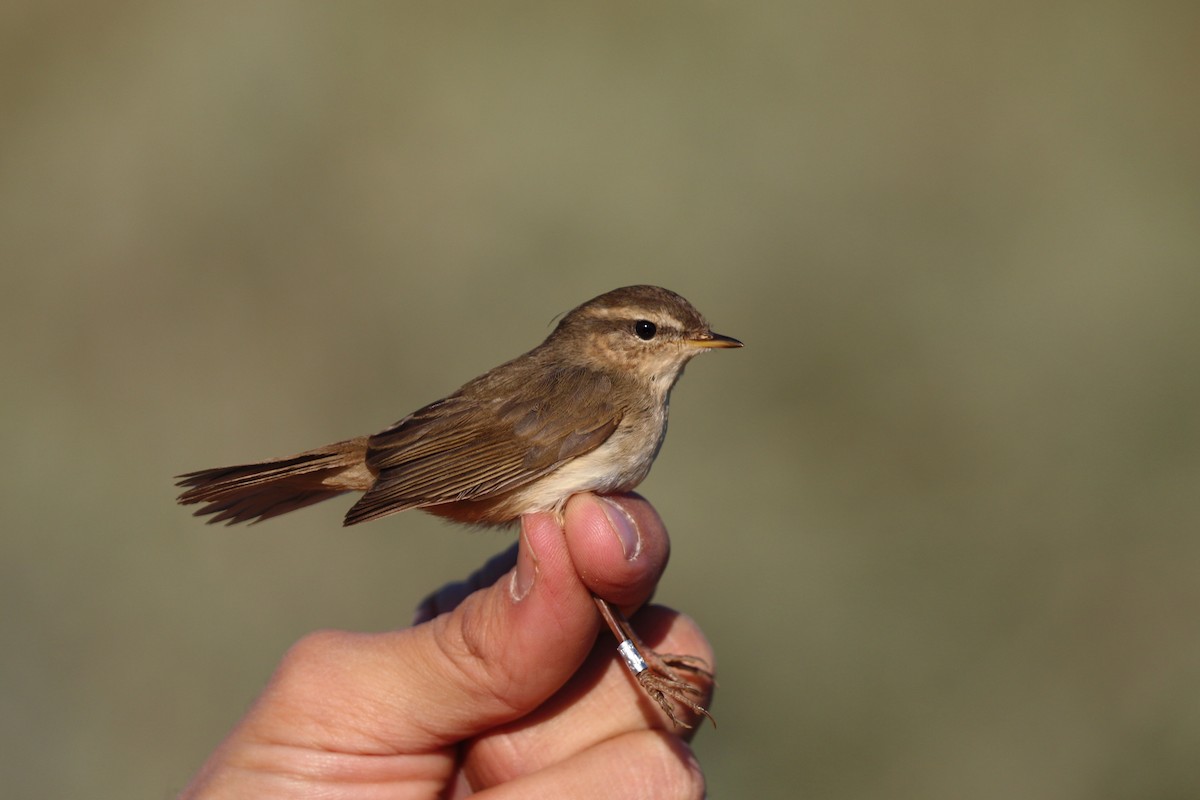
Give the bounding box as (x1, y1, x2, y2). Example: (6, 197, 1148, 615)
(175, 437, 374, 525)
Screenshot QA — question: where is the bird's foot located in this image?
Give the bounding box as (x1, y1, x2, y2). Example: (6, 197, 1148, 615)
(618, 640, 715, 728)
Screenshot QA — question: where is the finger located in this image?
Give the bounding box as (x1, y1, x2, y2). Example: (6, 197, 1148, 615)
(473, 730, 705, 800)
(414, 492, 670, 628)
(413, 491, 666, 626)
(463, 605, 715, 788)
(562, 492, 671, 612)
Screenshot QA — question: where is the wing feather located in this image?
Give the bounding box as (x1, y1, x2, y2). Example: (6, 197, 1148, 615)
(344, 366, 620, 524)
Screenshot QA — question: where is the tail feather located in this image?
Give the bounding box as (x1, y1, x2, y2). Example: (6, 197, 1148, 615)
(176, 437, 374, 525)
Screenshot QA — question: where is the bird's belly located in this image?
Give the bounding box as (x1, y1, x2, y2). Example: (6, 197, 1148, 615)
(514, 436, 656, 512)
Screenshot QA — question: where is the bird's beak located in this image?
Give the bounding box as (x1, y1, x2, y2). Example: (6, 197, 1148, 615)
(688, 331, 744, 349)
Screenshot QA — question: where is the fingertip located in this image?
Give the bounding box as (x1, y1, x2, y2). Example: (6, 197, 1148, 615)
(562, 493, 670, 608)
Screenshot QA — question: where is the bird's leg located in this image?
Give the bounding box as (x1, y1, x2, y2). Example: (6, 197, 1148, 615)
(592, 595, 715, 728)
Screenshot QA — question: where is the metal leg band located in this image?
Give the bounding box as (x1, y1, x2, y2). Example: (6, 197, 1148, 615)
(617, 638, 648, 675)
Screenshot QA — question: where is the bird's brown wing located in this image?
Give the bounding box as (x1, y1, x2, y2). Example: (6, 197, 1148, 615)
(343, 366, 620, 525)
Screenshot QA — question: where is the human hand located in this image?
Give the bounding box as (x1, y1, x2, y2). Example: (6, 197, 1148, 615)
(180, 492, 714, 798)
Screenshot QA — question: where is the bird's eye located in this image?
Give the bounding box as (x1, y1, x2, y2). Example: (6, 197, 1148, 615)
(634, 320, 657, 340)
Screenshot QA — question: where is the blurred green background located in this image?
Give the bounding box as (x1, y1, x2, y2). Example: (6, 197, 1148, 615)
(4, 2, 1199, 797)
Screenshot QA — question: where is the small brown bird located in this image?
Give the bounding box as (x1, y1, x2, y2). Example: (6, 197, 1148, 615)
(177, 284, 741, 725)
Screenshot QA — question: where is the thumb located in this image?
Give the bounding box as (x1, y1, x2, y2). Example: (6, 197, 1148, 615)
(238, 509, 622, 753)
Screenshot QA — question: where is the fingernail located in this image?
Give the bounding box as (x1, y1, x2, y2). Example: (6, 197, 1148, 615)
(510, 523, 539, 602)
(598, 496, 641, 561)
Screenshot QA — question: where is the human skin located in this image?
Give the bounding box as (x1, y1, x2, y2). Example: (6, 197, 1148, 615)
(180, 492, 714, 799)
